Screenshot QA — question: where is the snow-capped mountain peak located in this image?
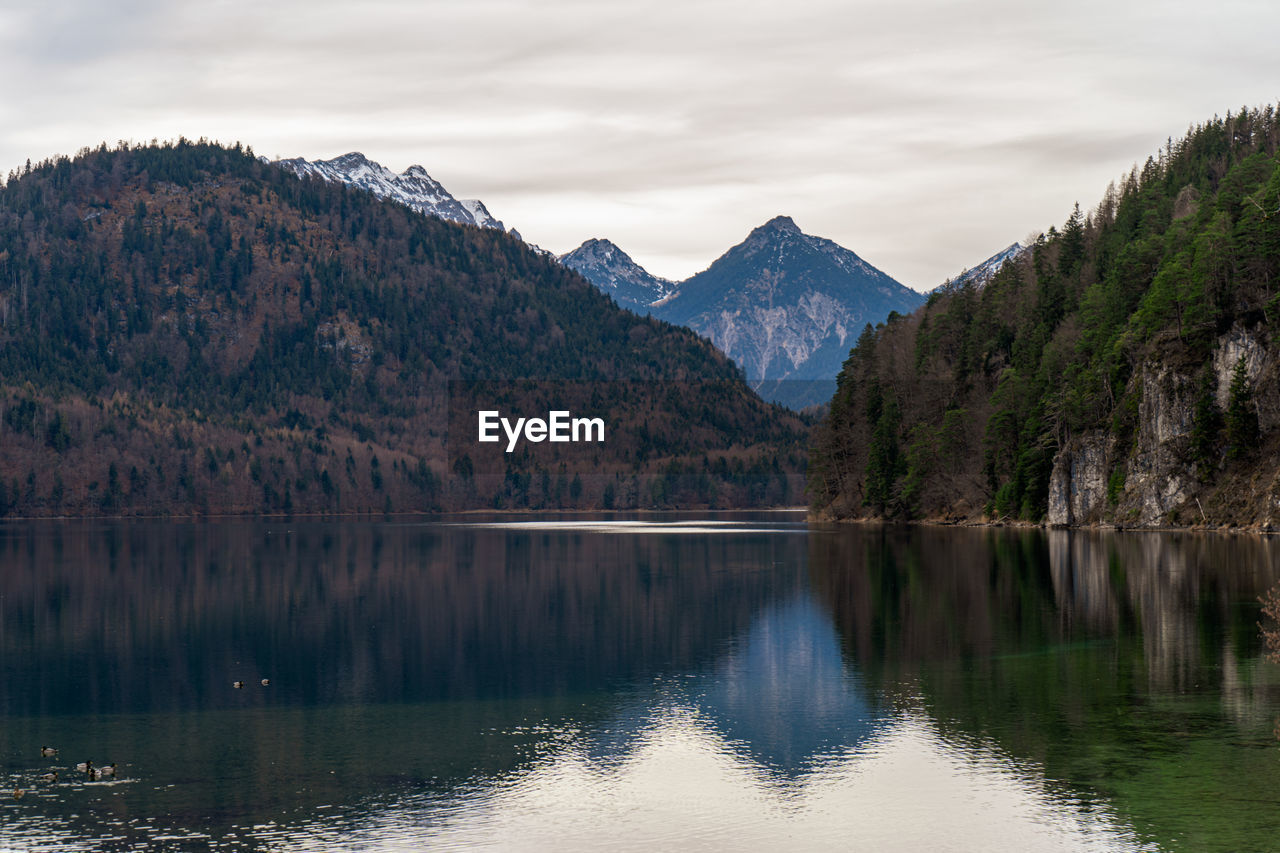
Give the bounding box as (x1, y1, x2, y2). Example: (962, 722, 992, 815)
(559, 238, 676, 312)
(762, 214, 801, 233)
(565, 217, 923, 407)
(276, 152, 508, 232)
(935, 242, 1025, 293)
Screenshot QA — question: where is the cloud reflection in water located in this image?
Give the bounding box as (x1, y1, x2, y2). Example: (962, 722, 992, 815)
(339, 588, 1152, 852)
(343, 709, 1153, 853)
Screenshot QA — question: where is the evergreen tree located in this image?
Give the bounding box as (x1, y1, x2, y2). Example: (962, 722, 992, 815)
(1225, 356, 1259, 460)
(863, 383, 902, 514)
(1058, 202, 1086, 276)
(1190, 368, 1223, 474)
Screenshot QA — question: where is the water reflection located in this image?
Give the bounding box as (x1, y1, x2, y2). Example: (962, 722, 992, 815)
(811, 526, 1280, 853)
(1, 520, 1278, 850)
(1, 516, 816, 849)
(1262, 582, 1280, 741)
(694, 594, 885, 775)
(1047, 530, 1280, 692)
(0, 518, 806, 715)
(393, 710, 1151, 853)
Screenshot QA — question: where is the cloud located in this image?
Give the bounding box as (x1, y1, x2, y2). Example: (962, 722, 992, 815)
(3, 0, 1279, 287)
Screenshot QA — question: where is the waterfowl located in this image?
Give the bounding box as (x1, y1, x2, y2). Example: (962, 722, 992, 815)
(261, 678, 270, 686)
(12, 788, 23, 799)
(233, 681, 245, 689)
(39, 771, 57, 784)
(76, 760, 93, 773)
(40, 746, 58, 758)
(89, 764, 116, 781)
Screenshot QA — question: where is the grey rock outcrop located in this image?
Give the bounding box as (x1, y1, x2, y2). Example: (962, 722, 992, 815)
(1213, 325, 1265, 409)
(1125, 363, 1196, 526)
(1047, 433, 1114, 526)
(1048, 323, 1276, 528)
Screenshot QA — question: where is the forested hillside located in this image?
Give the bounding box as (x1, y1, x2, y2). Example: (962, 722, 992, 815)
(810, 106, 1280, 528)
(0, 141, 805, 516)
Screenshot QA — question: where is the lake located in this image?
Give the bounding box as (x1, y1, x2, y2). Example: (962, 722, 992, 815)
(2, 515, 1278, 851)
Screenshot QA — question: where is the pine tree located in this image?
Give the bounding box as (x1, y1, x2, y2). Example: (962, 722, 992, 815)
(863, 383, 902, 514)
(1225, 356, 1259, 460)
(1058, 202, 1086, 276)
(1190, 368, 1222, 474)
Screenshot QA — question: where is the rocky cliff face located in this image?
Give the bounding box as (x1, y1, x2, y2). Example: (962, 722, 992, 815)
(1125, 363, 1197, 526)
(1047, 432, 1114, 526)
(1213, 326, 1266, 410)
(1049, 324, 1280, 528)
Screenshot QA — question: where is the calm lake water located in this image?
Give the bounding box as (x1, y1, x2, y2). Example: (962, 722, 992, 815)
(2, 515, 1279, 851)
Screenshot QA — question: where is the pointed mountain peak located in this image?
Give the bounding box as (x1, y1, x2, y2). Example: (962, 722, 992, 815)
(328, 151, 375, 169)
(742, 215, 805, 251)
(563, 238, 654, 272)
(742, 213, 808, 253)
(760, 214, 801, 234)
(935, 242, 1026, 293)
(571, 237, 625, 258)
(653, 217, 923, 406)
(560, 238, 674, 312)
(296, 152, 397, 186)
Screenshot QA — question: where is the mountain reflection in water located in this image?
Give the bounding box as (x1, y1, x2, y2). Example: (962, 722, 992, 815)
(1, 518, 1278, 851)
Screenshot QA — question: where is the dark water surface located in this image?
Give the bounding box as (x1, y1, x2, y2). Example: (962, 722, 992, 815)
(1, 516, 1278, 851)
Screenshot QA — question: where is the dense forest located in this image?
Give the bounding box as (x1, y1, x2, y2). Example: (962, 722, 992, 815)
(0, 141, 806, 516)
(810, 105, 1280, 528)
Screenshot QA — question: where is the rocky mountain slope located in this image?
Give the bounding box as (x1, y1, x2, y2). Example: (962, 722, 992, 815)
(567, 217, 923, 408)
(1048, 323, 1274, 527)
(657, 216, 922, 402)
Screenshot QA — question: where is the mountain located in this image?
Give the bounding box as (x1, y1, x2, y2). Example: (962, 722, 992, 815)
(276, 155, 919, 409)
(935, 242, 1025, 293)
(0, 141, 807, 517)
(559, 238, 675, 312)
(652, 216, 924, 408)
(809, 105, 1280, 529)
(277, 151, 508, 231)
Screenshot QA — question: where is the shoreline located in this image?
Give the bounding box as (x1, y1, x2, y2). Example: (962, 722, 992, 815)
(4, 506, 1274, 536)
(0, 506, 812, 523)
(808, 512, 1280, 536)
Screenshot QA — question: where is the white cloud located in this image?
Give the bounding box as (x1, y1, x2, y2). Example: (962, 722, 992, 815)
(2, 0, 1278, 288)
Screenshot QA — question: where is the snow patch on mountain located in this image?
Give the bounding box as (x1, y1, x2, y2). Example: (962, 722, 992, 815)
(564, 216, 923, 407)
(276, 152, 510, 233)
(936, 242, 1025, 292)
(559, 238, 676, 312)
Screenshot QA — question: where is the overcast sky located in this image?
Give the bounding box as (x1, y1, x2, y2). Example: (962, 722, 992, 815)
(1, 0, 1277, 290)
